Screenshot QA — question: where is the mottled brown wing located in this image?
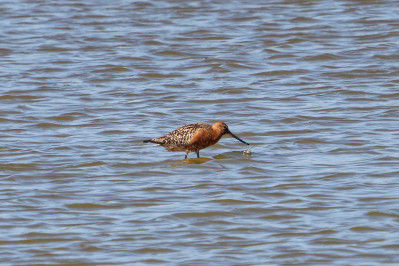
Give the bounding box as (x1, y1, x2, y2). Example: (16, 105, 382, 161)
(153, 123, 210, 147)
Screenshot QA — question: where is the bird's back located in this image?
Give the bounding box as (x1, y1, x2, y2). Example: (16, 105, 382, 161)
(149, 122, 211, 147)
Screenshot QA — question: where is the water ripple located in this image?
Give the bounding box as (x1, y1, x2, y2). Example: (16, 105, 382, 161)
(2, 0, 399, 265)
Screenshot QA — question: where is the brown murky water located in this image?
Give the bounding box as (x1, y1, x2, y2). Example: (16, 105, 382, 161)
(2, 0, 399, 264)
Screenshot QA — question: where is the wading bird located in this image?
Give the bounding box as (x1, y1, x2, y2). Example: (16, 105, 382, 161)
(144, 122, 249, 159)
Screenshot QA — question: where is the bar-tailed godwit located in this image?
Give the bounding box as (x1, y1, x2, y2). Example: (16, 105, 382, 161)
(143, 122, 249, 159)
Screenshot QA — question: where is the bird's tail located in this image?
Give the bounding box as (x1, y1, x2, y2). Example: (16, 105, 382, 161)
(143, 139, 164, 144)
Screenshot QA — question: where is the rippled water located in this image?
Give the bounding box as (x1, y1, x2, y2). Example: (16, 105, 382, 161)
(2, 0, 399, 264)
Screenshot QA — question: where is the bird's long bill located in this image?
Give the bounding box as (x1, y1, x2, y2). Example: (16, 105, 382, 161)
(229, 131, 250, 145)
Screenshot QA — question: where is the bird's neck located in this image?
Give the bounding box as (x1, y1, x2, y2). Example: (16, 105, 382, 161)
(211, 128, 224, 143)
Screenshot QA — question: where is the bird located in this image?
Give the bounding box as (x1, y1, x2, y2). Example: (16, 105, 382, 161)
(143, 122, 249, 159)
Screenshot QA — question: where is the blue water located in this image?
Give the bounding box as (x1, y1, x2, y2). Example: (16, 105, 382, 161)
(1, 0, 399, 264)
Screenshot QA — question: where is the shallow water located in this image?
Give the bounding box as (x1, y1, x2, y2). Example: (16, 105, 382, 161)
(2, 0, 399, 264)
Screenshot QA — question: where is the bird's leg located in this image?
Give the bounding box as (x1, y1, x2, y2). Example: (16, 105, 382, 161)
(185, 151, 189, 159)
(196, 151, 200, 158)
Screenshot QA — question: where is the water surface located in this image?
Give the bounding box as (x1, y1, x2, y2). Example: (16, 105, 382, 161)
(1, 0, 399, 264)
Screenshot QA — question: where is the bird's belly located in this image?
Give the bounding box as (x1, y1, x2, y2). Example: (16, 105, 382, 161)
(162, 142, 213, 152)
(187, 140, 216, 151)
(162, 145, 190, 152)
